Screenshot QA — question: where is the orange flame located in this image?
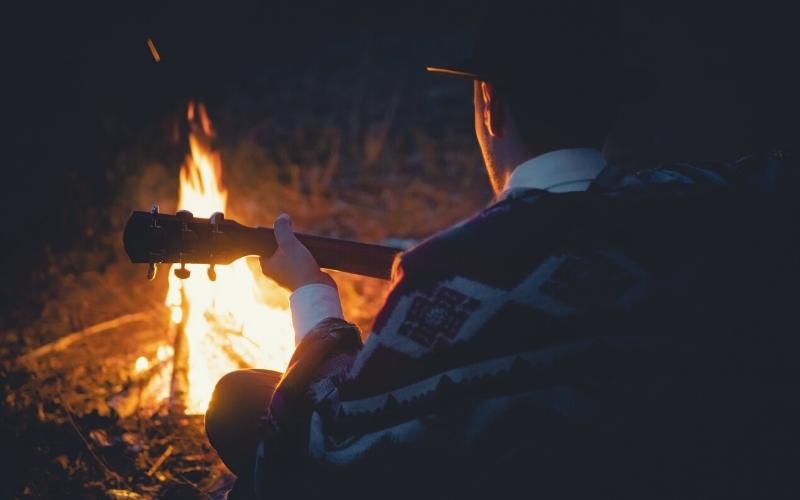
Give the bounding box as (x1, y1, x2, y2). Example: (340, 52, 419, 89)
(165, 102, 294, 414)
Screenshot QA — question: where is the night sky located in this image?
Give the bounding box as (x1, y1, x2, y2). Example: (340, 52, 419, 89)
(3, 1, 798, 315)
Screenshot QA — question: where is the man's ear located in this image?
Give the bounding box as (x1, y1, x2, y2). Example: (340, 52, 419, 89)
(481, 81, 504, 137)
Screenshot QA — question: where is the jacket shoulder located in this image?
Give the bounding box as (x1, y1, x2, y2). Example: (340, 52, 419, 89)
(397, 191, 553, 290)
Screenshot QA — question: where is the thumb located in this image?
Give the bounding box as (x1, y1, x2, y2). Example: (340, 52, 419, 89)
(273, 213, 298, 248)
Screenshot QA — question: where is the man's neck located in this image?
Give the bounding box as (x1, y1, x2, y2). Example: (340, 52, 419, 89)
(490, 147, 538, 195)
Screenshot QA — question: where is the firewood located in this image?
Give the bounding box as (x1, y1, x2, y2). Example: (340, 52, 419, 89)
(17, 312, 155, 365)
(146, 445, 174, 476)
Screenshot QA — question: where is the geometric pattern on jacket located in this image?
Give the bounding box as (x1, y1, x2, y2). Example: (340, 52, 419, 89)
(258, 153, 799, 499)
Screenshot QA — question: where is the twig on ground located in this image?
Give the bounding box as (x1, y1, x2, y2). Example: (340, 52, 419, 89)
(59, 390, 127, 488)
(146, 445, 174, 476)
(18, 311, 156, 364)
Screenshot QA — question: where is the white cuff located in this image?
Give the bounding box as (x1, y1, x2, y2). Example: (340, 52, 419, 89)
(289, 283, 344, 345)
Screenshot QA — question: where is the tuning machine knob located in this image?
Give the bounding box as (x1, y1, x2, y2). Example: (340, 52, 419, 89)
(174, 263, 190, 280)
(147, 262, 158, 280)
(176, 209, 193, 223)
(207, 263, 217, 281)
(145, 251, 164, 281)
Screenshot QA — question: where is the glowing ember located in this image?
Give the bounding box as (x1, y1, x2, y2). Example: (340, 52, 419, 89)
(156, 345, 173, 362)
(165, 102, 294, 414)
(146, 37, 161, 63)
(134, 356, 150, 373)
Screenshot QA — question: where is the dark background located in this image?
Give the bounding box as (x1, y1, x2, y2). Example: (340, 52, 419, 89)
(3, 1, 798, 324)
(0, 3, 798, 497)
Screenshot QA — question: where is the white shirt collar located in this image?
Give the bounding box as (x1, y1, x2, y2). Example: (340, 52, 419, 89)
(502, 148, 606, 195)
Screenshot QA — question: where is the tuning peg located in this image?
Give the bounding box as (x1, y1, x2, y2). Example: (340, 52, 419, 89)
(147, 262, 158, 280)
(210, 212, 225, 238)
(207, 263, 217, 281)
(150, 204, 161, 228)
(176, 210, 198, 244)
(174, 262, 191, 279)
(176, 210, 194, 223)
(210, 212, 224, 226)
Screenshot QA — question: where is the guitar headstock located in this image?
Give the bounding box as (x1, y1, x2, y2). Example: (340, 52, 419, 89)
(123, 206, 254, 281)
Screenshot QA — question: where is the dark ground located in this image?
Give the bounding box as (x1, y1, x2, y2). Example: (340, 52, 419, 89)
(2, 2, 798, 498)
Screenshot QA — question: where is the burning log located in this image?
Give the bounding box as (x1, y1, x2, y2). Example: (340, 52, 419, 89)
(220, 342, 253, 370)
(168, 289, 190, 414)
(108, 355, 173, 418)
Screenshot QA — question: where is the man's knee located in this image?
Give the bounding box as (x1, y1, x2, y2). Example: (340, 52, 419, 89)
(204, 369, 282, 475)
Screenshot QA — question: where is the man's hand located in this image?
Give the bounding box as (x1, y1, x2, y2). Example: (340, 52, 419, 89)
(259, 214, 335, 292)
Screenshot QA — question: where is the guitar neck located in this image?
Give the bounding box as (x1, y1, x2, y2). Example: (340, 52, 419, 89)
(123, 209, 403, 281)
(243, 227, 401, 280)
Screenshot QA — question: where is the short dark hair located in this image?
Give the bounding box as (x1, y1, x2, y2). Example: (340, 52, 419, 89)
(485, 1, 624, 151)
(500, 74, 622, 152)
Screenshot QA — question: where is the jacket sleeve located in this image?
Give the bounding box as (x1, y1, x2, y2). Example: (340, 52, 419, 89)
(254, 317, 362, 499)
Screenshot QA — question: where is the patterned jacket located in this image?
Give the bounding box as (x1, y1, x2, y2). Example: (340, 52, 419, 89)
(256, 154, 798, 499)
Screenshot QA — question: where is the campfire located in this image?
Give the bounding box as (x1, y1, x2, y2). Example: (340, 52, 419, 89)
(4, 87, 480, 498)
(134, 102, 295, 415)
